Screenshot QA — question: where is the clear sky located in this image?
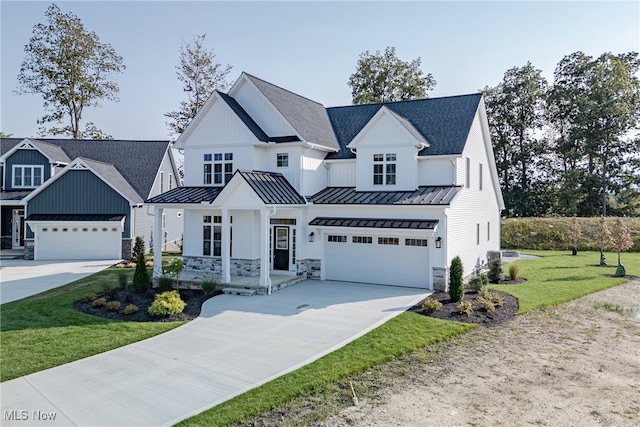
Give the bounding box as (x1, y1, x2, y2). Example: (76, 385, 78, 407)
(1, 1, 638, 140)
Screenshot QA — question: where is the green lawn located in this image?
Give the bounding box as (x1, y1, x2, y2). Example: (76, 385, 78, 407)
(495, 250, 639, 313)
(0, 268, 183, 382)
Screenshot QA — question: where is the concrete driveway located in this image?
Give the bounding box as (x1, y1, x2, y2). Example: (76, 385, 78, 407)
(0, 280, 428, 426)
(0, 259, 120, 304)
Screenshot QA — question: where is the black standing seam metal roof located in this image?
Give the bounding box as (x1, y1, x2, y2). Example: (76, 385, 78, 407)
(238, 170, 306, 205)
(309, 186, 461, 205)
(146, 186, 223, 204)
(308, 217, 439, 230)
(26, 214, 126, 222)
(1, 138, 171, 200)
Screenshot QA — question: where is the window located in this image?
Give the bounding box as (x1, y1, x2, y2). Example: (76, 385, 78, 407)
(487, 221, 491, 241)
(12, 165, 43, 188)
(327, 235, 347, 243)
(479, 163, 483, 190)
(162, 213, 166, 230)
(203, 216, 212, 256)
(204, 153, 233, 185)
(203, 215, 230, 257)
(160, 171, 164, 193)
(373, 153, 396, 185)
(277, 153, 289, 168)
(169, 173, 173, 191)
(378, 237, 399, 245)
(405, 238, 428, 247)
(352, 236, 372, 244)
(466, 157, 471, 188)
(476, 223, 480, 245)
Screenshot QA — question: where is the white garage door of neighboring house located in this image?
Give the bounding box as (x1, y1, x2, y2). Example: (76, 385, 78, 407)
(324, 233, 430, 288)
(34, 223, 122, 260)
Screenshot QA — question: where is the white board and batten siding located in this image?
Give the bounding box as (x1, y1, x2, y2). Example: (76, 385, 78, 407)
(327, 160, 356, 187)
(446, 113, 502, 278)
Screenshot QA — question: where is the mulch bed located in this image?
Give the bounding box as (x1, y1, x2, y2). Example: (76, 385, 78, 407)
(410, 288, 519, 326)
(74, 288, 221, 322)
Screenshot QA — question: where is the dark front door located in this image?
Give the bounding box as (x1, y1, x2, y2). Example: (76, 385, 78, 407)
(273, 226, 289, 271)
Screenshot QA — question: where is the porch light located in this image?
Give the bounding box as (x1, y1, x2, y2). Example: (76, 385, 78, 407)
(308, 232, 315, 242)
(435, 237, 442, 248)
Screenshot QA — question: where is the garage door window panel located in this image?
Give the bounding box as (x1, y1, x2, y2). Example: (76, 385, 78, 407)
(352, 236, 372, 244)
(378, 237, 399, 245)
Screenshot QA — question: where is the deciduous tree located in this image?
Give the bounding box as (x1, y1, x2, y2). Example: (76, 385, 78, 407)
(16, 4, 125, 138)
(165, 34, 233, 136)
(608, 218, 633, 276)
(348, 46, 435, 105)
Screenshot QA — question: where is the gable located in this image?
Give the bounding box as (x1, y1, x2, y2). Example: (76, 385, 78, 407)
(3, 149, 51, 190)
(347, 107, 428, 150)
(211, 173, 265, 208)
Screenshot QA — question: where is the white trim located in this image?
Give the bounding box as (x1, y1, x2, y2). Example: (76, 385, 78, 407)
(346, 106, 429, 150)
(11, 164, 44, 188)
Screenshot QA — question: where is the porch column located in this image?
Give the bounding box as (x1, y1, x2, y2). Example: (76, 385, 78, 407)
(259, 208, 272, 293)
(221, 208, 231, 284)
(152, 207, 163, 277)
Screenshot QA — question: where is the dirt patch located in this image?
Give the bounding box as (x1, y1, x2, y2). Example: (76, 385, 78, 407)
(74, 288, 221, 322)
(321, 280, 640, 427)
(411, 289, 519, 326)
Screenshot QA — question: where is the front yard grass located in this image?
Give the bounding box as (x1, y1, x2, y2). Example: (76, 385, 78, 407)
(0, 267, 183, 382)
(495, 250, 639, 313)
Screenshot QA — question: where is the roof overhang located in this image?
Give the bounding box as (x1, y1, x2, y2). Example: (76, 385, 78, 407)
(309, 217, 438, 230)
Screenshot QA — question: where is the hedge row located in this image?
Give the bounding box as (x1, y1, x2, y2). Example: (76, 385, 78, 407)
(501, 217, 640, 252)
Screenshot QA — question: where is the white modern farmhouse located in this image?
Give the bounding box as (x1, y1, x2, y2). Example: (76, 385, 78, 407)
(148, 72, 504, 292)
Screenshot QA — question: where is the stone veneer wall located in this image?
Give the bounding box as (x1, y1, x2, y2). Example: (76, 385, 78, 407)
(1, 236, 12, 250)
(23, 239, 34, 260)
(432, 267, 447, 291)
(121, 238, 132, 261)
(183, 256, 261, 277)
(230, 258, 260, 277)
(296, 259, 321, 279)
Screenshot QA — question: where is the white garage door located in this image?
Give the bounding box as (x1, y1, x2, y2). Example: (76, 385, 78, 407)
(35, 223, 122, 260)
(324, 234, 430, 288)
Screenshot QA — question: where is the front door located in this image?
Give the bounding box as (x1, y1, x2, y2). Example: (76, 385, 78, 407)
(12, 209, 25, 249)
(273, 226, 289, 271)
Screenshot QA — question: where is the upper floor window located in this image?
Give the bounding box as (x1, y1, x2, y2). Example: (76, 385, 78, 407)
(204, 152, 233, 185)
(160, 172, 164, 193)
(373, 153, 396, 186)
(13, 165, 43, 188)
(277, 153, 289, 168)
(479, 163, 483, 190)
(465, 157, 471, 188)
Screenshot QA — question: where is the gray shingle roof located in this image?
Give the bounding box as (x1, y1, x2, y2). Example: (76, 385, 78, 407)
(79, 158, 143, 204)
(26, 213, 126, 222)
(309, 217, 439, 230)
(31, 140, 71, 163)
(325, 93, 482, 159)
(218, 92, 270, 142)
(244, 73, 339, 150)
(0, 190, 33, 201)
(146, 186, 223, 204)
(309, 186, 461, 205)
(238, 170, 306, 205)
(1, 138, 171, 199)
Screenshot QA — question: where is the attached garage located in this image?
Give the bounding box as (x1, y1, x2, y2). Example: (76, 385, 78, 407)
(310, 218, 438, 289)
(27, 214, 125, 260)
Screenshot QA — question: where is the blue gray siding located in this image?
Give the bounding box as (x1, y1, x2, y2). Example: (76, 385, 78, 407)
(26, 170, 131, 238)
(4, 150, 51, 190)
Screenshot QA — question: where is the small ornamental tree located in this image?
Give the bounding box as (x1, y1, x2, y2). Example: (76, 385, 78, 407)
(596, 216, 611, 266)
(568, 215, 583, 255)
(449, 256, 464, 302)
(488, 259, 503, 284)
(132, 241, 150, 293)
(131, 236, 145, 262)
(609, 218, 633, 277)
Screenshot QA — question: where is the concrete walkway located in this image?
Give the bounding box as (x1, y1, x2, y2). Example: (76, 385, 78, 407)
(0, 259, 120, 304)
(1, 281, 427, 427)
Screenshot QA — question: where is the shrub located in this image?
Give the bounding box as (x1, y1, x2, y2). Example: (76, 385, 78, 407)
(118, 271, 129, 289)
(488, 259, 503, 284)
(105, 301, 121, 311)
(457, 300, 473, 317)
(115, 263, 125, 269)
(158, 275, 174, 292)
(92, 297, 107, 308)
(133, 241, 150, 293)
(490, 292, 504, 307)
(478, 286, 490, 299)
(422, 298, 443, 313)
(468, 276, 484, 292)
(481, 274, 489, 286)
(131, 236, 145, 262)
(508, 263, 520, 280)
(83, 293, 97, 303)
(148, 291, 186, 317)
(449, 256, 464, 302)
(200, 277, 219, 296)
(123, 304, 139, 315)
(127, 262, 136, 268)
(477, 296, 495, 313)
(145, 260, 154, 268)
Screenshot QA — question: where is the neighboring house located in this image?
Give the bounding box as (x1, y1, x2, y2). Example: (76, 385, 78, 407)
(0, 138, 182, 260)
(147, 72, 504, 291)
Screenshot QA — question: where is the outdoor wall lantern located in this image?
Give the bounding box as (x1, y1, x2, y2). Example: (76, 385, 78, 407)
(435, 237, 442, 248)
(308, 232, 315, 242)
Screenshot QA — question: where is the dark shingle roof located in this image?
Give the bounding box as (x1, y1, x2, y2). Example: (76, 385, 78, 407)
(238, 170, 306, 205)
(325, 93, 482, 159)
(146, 186, 223, 204)
(309, 217, 439, 230)
(79, 158, 143, 204)
(309, 186, 461, 205)
(218, 92, 270, 142)
(244, 73, 339, 150)
(0, 190, 33, 201)
(26, 214, 126, 222)
(1, 138, 171, 199)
